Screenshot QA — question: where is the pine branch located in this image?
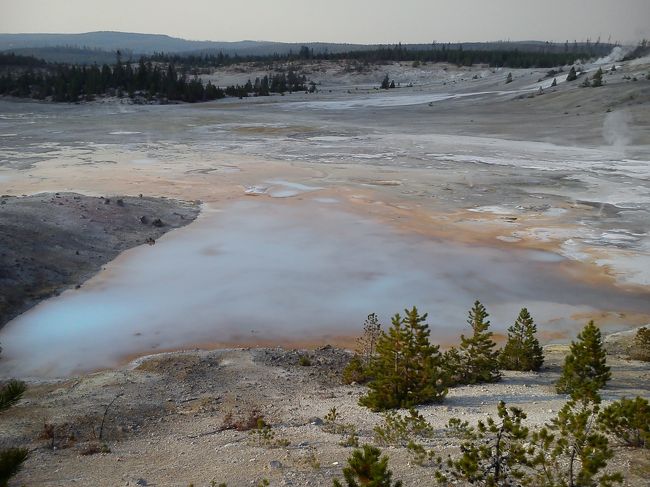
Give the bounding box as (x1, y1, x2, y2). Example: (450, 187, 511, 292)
(0, 380, 26, 412)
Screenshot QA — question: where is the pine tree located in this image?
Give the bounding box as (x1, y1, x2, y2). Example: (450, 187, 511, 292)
(598, 396, 649, 448)
(357, 313, 382, 365)
(591, 67, 604, 87)
(441, 347, 463, 386)
(360, 307, 447, 411)
(629, 327, 650, 361)
(436, 401, 532, 486)
(380, 74, 390, 89)
(499, 308, 544, 372)
(0, 448, 29, 487)
(0, 380, 28, 487)
(343, 313, 383, 384)
(458, 301, 501, 384)
(333, 445, 402, 487)
(556, 321, 610, 401)
(567, 66, 578, 81)
(529, 399, 622, 487)
(0, 380, 25, 413)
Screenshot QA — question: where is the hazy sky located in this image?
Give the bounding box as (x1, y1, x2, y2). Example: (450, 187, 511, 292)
(2, 0, 649, 44)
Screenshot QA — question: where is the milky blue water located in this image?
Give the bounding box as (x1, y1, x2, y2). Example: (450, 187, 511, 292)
(1, 199, 647, 379)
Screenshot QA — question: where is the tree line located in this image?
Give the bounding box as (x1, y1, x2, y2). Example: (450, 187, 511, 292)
(146, 42, 598, 70)
(0, 54, 311, 103)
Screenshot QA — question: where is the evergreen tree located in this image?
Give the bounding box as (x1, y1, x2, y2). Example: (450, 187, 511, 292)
(505, 72, 513, 84)
(0, 380, 26, 411)
(380, 74, 390, 89)
(591, 67, 604, 87)
(357, 313, 382, 365)
(499, 308, 544, 372)
(441, 346, 463, 386)
(0, 448, 29, 487)
(567, 66, 578, 81)
(360, 307, 446, 411)
(529, 399, 622, 487)
(556, 321, 610, 402)
(0, 380, 28, 487)
(333, 445, 402, 487)
(458, 301, 501, 384)
(436, 401, 532, 486)
(630, 326, 650, 361)
(342, 313, 382, 385)
(598, 396, 649, 448)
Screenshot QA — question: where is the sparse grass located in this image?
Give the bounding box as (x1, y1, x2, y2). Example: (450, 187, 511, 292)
(373, 408, 433, 447)
(220, 408, 264, 432)
(80, 442, 111, 456)
(248, 418, 290, 448)
(304, 446, 321, 470)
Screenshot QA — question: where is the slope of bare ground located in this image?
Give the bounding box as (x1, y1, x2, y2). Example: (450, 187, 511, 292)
(2, 342, 648, 486)
(0, 193, 199, 327)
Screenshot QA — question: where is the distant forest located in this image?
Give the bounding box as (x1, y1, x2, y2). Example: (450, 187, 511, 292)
(148, 43, 593, 70)
(0, 42, 603, 103)
(0, 53, 309, 102)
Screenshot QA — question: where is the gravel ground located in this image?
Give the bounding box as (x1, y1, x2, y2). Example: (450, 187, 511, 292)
(1, 342, 648, 486)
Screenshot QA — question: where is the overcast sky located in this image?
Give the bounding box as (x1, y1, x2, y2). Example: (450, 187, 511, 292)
(2, 0, 649, 44)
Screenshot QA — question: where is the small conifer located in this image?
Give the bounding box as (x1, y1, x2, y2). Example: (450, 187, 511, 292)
(0, 380, 28, 487)
(556, 320, 610, 402)
(360, 307, 446, 411)
(567, 66, 578, 81)
(436, 401, 531, 486)
(499, 308, 544, 371)
(458, 301, 501, 384)
(529, 399, 622, 487)
(333, 445, 402, 487)
(598, 396, 649, 448)
(591, 67, 604, 87)
(630, 326, 650, 361)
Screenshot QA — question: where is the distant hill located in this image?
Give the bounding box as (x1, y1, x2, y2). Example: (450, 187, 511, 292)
(0, 31, 369, 57)
(0, 31, 616, 64)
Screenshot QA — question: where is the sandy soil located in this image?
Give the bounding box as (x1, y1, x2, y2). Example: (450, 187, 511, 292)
(0, 193, 199, 327)
(1, 341, 648, 487)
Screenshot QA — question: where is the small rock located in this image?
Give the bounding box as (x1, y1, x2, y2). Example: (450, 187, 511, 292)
(308, 417, 323, 426)
(136, 479, 148, 486)
(269, 460, 283, 469)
